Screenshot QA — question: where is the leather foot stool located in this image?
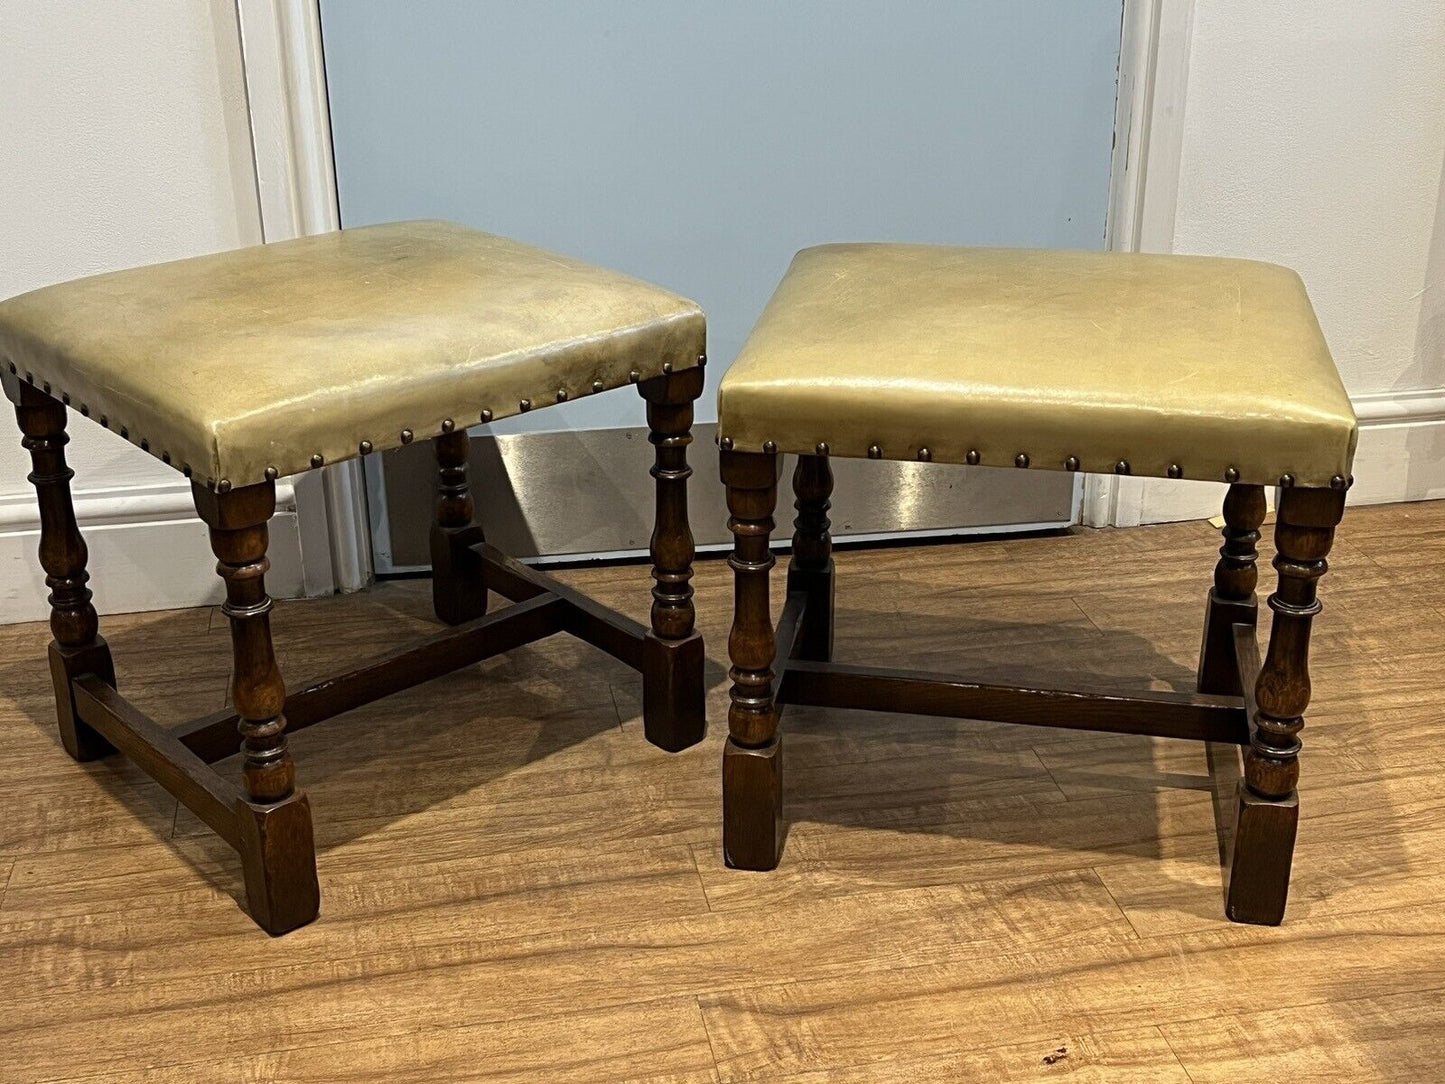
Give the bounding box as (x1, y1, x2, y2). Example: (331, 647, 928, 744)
(715, 244, 1358, 925)
(0, 221, 708, 934)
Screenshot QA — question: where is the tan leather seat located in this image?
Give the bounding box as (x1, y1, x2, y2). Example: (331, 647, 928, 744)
(718, 244, 1357, 487)
(0, 221, 705, 490)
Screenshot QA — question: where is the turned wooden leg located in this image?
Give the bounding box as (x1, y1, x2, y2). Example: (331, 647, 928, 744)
(1227, 485, 1345, 925)
(788, 453, 835, 662)
(1198, 484, 1267, 696)
(4, 372, 116, 761)
(637, 366, 706, 752)
(721, 448, 783, 869)
(430, 428, 487, 625)
(194, 480, 319, 935)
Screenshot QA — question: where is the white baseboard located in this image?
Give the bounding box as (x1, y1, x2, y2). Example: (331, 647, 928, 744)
(0, 483, 304, 625)
(1137, 387, 1445, 524)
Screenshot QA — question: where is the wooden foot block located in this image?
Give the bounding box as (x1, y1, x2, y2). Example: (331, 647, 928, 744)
(237, 793, 320, 936)
(641, 631, 706, 752)
(723, 736, 782, 870)
(1224, 782, 1298, 926)
(430, 524, 488, 626)
(785, 565, 835, 662)
(48, 638, 117, 761)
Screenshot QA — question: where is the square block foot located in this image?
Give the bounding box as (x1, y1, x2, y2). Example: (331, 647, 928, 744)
(641, 631, 706, 752)
(723, 737, 782, 871)
(1224, 783, 1298, 926)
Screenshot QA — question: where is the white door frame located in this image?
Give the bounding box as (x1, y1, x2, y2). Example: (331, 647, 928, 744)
(235, 0, 372, 593)
(244, 0, 1194, 549)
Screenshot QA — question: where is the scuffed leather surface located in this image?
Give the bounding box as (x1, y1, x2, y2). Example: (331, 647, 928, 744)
(718, 244, 1357, 487)
(0, 221, 704, 487)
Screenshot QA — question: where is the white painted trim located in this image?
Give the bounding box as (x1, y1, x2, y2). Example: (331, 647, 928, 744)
(234, 0, 372, 594)
(1353, 387, 1445, 426)
(0, 480, 296, 532)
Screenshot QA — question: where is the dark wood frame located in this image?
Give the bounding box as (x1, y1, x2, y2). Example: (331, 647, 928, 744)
(721, 448, 1346, 925)
(4, 365, 706, 935)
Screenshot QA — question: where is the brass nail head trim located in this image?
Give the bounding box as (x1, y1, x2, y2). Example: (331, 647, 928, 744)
(556, 389, 568, 402)
(264, 466, 279, 481)
(592, 380, 604, 393)
(965, 449, 980, 465)
(1279, 473, 1295, 487)
(763, 440, 777, 454)
(441, 418, 455, 433)
(1115, 460, 1130, 475)
(310, 453, 324, 468)
(815, 442, 829, 456)
(720, 436, 734, 451)
(519, 398, 532, 412)
(1224, 467, 1240, 483)
(480, 409, 493, 422)
(1015, 453, 1030, 469)
(400, 428, 414, 444)
(1330, 474, 1347, 490)
(662, 361, 673, 373)
(698, 353, 707, 367)
(61, 392, 70, 405)
(182, 464, 193, 478)
(1065, 456, 1080, 471)
(359, 440, 373, 455)
(918, 447, 933, 462)
(217, 478, 233, 494)
(629, 369, 641, 383)
(1167, 463, 1183, 478)
(868, 444, 882, 459)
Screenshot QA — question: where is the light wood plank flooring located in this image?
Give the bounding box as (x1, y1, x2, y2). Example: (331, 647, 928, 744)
(2, 500, 1442, 1082)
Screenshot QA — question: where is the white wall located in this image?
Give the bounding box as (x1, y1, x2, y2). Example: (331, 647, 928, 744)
(0, 0, 305, 622)
(1139, 0, 1445, 522)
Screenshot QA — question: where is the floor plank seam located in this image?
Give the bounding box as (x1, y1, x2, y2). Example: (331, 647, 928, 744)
(1154, 1024, 1201, 1084)
(695, 994, 726, 1080)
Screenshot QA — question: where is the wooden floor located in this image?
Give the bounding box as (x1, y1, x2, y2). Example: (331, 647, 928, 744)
(2, 500, 1443, 1082)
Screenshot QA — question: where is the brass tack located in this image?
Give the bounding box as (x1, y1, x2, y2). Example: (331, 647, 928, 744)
(479, 408, 493, 422)
(161, 451, 171, 464)
(42, 381, 50, 393)
(264, 466, 279, 481)
(629, 369, 641, 383)
(1065, 456, 1080, 471)
(1224, 467, 1240, 483)
(1348, 474, 1355, 487)
(868, 444, 882, 459)
(182, 464, 192, 478)
(965, 449, 980, 465)
(140, 438, 149, 452)
(662, 361, 673, 374)
(79, 404, 89, 417)
(519, 398, 532, 412)
(763, 440, 777, 454)
(99, 415, 108, 428)
(310, 453, 324, 468)
(592, 380, 604, 394)
(1015, 453, 1030, 469)
(918, 447, 933, 462)
(815, 442, 829, 456)
(1279, 473, 1295, 487)
(61, 392, 70, 405)
(441, 418, 455, 433)
(720, 436, 734, 451)
(556, 389, 568, 402)
(1330, 474, 1347, 490)
(1167, 463, 1183, 479)
(400, 429, 414, 444)
(698, 353, 707, 367)
(1115, 460, 1131, 475)
(217, 478, 232, 494)
(359, 440, 373, 455)
(119, 426, 129, 439)
(24, 372, 34, 384)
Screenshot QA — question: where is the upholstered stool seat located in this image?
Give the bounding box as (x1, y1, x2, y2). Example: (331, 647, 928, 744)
(715, 243, 1357, 928)
(0, 220, 704, 490)
(719, 244, 1356, 488)
(2, 221, 708, 934)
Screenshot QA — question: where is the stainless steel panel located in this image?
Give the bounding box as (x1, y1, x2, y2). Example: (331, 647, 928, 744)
(371, 424, 1076, 572)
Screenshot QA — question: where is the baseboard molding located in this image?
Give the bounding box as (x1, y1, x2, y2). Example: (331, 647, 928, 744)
(1137, 387, 1445, 525)
(0, 483, 304, 625)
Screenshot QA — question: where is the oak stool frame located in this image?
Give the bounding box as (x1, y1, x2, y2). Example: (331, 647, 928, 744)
(4, 364, 706, 935)
(720, 448, 1346, 926)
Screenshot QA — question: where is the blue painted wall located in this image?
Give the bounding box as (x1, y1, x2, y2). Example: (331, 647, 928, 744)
(322, 1, 1123, 432)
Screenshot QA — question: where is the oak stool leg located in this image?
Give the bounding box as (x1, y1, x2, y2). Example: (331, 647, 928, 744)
(1198, 483, 1267, 697)
(721, 448, 783, 869)
(1227, 485, 1345, 925)
(637, 366, 707, 751)
(430, 428, 488, 625)
(4, 373, 116, 761)
(194, 480, 320, 935)
(788, 453, 835, 662)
